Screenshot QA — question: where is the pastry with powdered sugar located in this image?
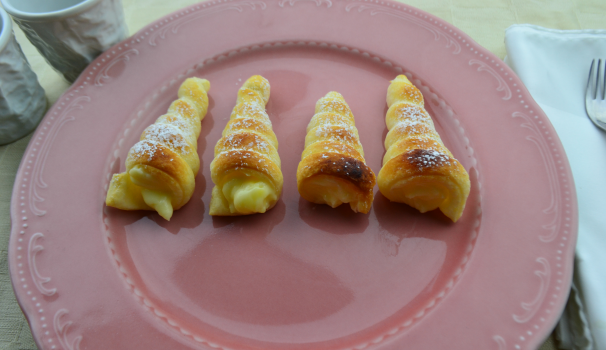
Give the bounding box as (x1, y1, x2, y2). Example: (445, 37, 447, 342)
(377, 75, 470, 222)
(209, 75, 283, 216)
(105, 77, 210, 220)
(296, 91, 376, 214)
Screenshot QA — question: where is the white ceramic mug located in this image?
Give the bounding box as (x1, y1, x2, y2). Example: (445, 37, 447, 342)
(1, 0, 128, 82)
(0, 7, 47, 145)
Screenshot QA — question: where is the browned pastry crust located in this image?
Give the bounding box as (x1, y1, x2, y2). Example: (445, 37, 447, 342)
(296, 92, 376, 213)
(377, 75, 470, 222)
(105, 77, 210, 220)
(297, 152, 375, 196)
(209, 75, 283, 216)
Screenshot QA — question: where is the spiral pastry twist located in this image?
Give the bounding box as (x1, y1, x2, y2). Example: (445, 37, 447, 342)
(209, 75, 283, 216)
(377, 75, 470, 222)
(105, 77, 210, 220)
(296, 91, 376, 213)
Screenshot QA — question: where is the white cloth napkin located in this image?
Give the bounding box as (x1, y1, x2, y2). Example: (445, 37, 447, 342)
(505, 24, 606, 350)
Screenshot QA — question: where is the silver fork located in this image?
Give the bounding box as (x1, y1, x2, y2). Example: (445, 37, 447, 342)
(585, 58, 606, 131)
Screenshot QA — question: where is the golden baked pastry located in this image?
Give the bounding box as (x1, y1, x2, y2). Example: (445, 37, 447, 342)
(296, 92, 376, 213)
(209, 75, 283, 216)
(377, 75, 470, 222)
(105, 77, 210, 220)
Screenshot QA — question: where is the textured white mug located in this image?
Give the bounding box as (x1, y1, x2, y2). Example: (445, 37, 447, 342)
(0, 7, 47, 145)
(1, 0, 128, 82)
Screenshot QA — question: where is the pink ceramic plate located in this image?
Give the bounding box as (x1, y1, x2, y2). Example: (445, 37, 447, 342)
(9, 1, 577, 349)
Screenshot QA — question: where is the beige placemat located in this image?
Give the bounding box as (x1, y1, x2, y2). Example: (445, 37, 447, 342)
(1, 0, 604, 349)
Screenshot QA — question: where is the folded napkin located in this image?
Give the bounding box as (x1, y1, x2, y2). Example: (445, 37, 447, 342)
(505, 24, 606, 350)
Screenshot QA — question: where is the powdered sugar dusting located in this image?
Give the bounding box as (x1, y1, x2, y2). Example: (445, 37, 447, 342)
(407, 149, 452, 171)
(393, 119, 432, 135)
(392, 84, 423, 105)
(143, 124, 191, 154)
(222, 132, 272, 154)
(232, 101, 272, 126)
(131, 140, 162, 162)
(314, 123, 355, 138)
(157, 114, 196, 140)
(242, 78, 270, 100)
(393, 104, 431, 124)
(317, 98, 351, 116)
(215, 149, 273, 175)
(213, 76, 279, 179)
(309, 113, 351, 130)
(170, 99, 196, 118)
(301, 93, 373, 174)
(310, 95, 359, 145)
(226, 118, 270, 135)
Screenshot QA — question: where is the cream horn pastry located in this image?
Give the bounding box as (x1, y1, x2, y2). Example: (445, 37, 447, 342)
(377, 75, 470, 222)
(296, 92, 376, 214)
(105, 77, 210, 220)
(209, 75, 283, 216)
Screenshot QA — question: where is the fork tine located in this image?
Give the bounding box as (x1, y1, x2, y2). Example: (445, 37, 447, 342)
(598, 59, 604, 100)
(602, 59, 606, 100)
(587, 59, 596, 100)
(585, 58, 606, 131)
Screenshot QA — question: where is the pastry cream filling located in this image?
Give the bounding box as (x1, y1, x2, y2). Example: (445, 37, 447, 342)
(302, 175, 358, 208)
(221, 177, 277, 215)
(129, 166, 167, 190)
(141, 189, 173, 220)
(128, 165, 179, 220)
(390, 177, 449, 213)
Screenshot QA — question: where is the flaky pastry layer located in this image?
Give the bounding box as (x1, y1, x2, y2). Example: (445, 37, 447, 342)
(209, 75, 283, 216)
(106, 77, 210, 220)
(377, 75, 470, 222)
(296, 92, 376, 213)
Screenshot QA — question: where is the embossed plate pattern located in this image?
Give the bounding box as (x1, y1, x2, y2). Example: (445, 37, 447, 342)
(9, 1, 577, 350)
